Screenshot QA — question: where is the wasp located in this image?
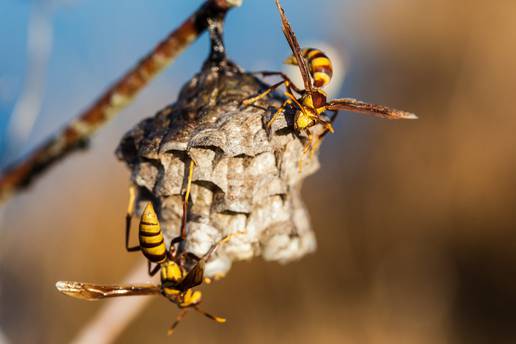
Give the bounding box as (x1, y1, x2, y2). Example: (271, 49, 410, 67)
(125, 159, 196, 276)
(57, 201, 238, 335)
(243, 0, 417, 154)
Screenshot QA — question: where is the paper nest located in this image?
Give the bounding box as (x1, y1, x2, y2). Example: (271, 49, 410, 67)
(117, 60, 323, 278)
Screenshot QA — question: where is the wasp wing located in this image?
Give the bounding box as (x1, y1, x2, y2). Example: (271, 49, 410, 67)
(174, 259, 205, 292)
(275, 0, 313, 95)
(326, 98, 417, 120)
(56, 281, 161, 301)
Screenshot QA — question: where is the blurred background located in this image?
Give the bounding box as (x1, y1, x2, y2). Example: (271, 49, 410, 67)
(1, 0, 515, 343)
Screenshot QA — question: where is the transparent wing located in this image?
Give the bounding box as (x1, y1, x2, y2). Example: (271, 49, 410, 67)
(174, 259, 205, 292)
(326, 98, 417, 120)
(56, 281, 161, 301)
(275, 0, 313, 95)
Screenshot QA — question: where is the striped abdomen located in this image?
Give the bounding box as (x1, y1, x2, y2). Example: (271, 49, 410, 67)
(285, 48, 333, 88)
(138, 203, 167, 264)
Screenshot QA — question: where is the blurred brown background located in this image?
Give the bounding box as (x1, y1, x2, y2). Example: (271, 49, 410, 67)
(1, 0, 516, 343)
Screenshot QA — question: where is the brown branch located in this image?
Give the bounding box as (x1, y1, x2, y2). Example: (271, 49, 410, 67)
(0, 0, 242, 204)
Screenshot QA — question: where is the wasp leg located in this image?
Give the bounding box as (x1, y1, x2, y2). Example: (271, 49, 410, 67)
(283, 88, 305, 113)
(251, 70, 304, 94)
(241, 80, 287, 107)
(267, 98, 292, 128)
(168, 236, 184, 260)
(148, 261, 161, 276)
(201, 231, 244, 263)
(180, 159, 195, 242)
(167, 309, 189, 336)
(298, 130, 315, 173)
(310, 110, 339, 159)
(194, 306, 226, 324)
(328, 110, 339, 125)
(125, 243, 140, 252)
(204, 272, 228, 285)
(125, 184, 140, 252)
(266, 78, 302, 129)
(328, 110, 339, 135)
(309, 136, 321, 160)
(245, 77, 304, 131)
(320, 120, 334, 134)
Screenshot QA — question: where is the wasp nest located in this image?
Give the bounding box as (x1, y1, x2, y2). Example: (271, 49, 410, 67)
(116, 58, 325, 278)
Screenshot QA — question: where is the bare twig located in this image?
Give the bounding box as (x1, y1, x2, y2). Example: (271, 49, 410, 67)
(69, 262, 158, 344)
(0, 0, 242, 204)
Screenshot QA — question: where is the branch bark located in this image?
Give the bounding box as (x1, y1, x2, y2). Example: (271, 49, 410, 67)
(0, 0, 241, 204)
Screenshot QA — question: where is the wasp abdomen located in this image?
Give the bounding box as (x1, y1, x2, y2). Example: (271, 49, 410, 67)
(303, 48, 333, 88)
(139, 203, 167, 263)
(285, 48, 333, 88)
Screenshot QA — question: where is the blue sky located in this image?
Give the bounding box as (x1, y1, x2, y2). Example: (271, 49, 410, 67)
(0, 0, 365, 167)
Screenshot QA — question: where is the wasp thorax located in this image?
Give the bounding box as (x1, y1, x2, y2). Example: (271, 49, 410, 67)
(311, 90, 327, 110)
(301, 91, 327, 114)
(161, 261, 183, 284)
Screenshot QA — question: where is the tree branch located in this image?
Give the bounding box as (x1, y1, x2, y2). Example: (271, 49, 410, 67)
(0, 0, 242, 204)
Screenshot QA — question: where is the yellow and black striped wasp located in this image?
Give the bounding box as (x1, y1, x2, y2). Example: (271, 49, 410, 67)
(57, 201, 237, 335)
(243, 0, 417, 153)
(124, 159, 196, 276)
